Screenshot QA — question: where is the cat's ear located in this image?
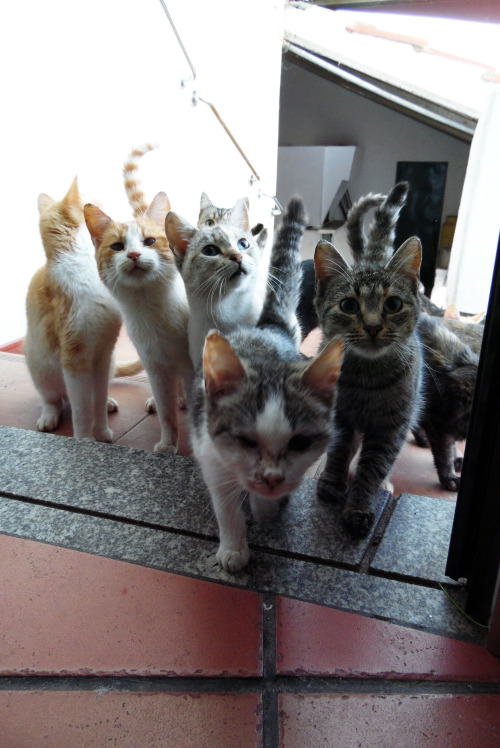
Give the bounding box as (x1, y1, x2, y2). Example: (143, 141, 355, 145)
(200, 192, 213, 212)
(62, 177, 82, 209)
(314, 240, 350, 284)
(255, 227, 268, 251)
(165, 212, 196, 261)
(203, 332, 245, 398)
(37, 193, 55, 215)
(229, 198, 250, 232)
(146, 192, 171, 227)
(84, 204, 113, 249)
(302, 339, 343, 404)
(387, 236, 421, 283)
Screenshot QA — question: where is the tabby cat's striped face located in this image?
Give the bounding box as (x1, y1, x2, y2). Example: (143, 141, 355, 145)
(314, 238, 421, 359)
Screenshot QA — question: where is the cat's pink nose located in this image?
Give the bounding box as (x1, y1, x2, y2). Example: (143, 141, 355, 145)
(128, 252, 141, 263)
(231, 253, 242, 264)
(366, 324, 382, 338)
(263, 474, 284, 489)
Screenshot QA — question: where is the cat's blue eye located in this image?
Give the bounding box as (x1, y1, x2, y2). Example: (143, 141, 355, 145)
(202, 244, 221, 257)
(143, 237, 155, 247)
(238, 435, 258, 449)
(384, 296, 403, 314)
(288, 434, 313, 451)
(110, 242, 125, 252)
(237, 238, 250, 251)
(339, 298, 359, 314)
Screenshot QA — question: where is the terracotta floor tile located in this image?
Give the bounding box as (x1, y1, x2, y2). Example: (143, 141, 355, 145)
(0, 691, 261, 748)
(0, 339, 24, 354)
(0, 535, 262, 677)
(276, 597, 500, 681)
(391, 438, 463, 501)
(279, 693, 500, 748)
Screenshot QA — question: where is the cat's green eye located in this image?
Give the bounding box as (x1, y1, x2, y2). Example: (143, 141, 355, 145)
(288, 434, 313, 451)
(143, 237, 155, 247)
(205, 219, 215, 227)
(110, 242, 125, 252)
(202, 244, 221, 257)
(384, 296, 403, 314)
(339, 298, 359, 314)
(237, 238, 250, 251)
(238, 435, 258, 449)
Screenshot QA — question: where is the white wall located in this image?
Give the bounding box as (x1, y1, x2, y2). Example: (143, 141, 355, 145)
(279, 60, 470, 230)
(0, 0, 285, 345)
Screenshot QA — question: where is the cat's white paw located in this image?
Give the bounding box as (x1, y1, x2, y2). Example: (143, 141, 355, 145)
(145, 397, 156, 413)
(37, 406, 61, 432)
(154, 440, 177, 455)
(107, 397, 119, 413)
(216, 544, 250, 573)
(94, 427, 114, 443)
(380, 477, 394, 494)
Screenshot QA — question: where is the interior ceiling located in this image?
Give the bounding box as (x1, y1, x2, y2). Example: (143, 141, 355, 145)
(310, 0, 500, 24)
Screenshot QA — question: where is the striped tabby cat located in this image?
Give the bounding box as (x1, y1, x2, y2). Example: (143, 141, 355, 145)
(314, 184, 423, 536)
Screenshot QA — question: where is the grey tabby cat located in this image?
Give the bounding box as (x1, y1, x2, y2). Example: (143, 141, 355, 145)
(347, 182, 481, 492)
(189, 197, 343, 572)
(416, 314, 478, 490)
(314, 183, 423, 536)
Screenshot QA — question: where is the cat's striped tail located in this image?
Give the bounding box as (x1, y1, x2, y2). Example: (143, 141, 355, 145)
(123, 143, 159, 218)
(346, 192, 385, 263)
(367, 181, 409, 265)
(258, 196, 307, 342)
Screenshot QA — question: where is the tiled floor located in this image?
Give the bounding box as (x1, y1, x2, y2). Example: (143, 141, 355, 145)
(1, 329, 499, 747)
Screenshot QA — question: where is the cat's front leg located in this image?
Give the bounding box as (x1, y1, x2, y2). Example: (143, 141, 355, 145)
(146, 369, 179, 454)
(92, 355, 115, 442)
(199, 456, 250, 573)
(63, 369, 94, 440)
(343, 430, 405, 536)
(426, 430, 461, 491)
(317, 422, 355, 505)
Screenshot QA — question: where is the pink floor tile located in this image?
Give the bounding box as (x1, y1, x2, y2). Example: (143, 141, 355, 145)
(279, 693, 500, 748)
(0, 535, 262, 677)
(0, 691, 262, 748)
(276, 598, 500, 681)
(0, 339, 24, 354)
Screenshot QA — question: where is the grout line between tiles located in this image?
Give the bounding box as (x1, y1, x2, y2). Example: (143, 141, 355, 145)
(1, 676, 499, 695)
(261, 594, 279, 748)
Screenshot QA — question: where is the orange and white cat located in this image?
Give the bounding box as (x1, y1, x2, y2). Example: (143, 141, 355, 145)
(24, 177, 124, 441)
(84, 144, 192, 454)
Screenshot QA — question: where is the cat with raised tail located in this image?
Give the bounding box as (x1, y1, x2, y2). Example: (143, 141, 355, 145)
(84, 144, 192, 454)
(24, 177, 123, 441)
(189, 197, 343, 572)
(345, 181, 480, 492)
(314, 183, 423, 536)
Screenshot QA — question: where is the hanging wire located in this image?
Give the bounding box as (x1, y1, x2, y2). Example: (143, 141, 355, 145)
(157, 0, 196, 87)
(157, 0, 283, 215)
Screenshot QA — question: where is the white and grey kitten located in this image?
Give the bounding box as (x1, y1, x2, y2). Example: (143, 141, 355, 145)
(189, 197, 343, 572)
(166, 201, 272, 368)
